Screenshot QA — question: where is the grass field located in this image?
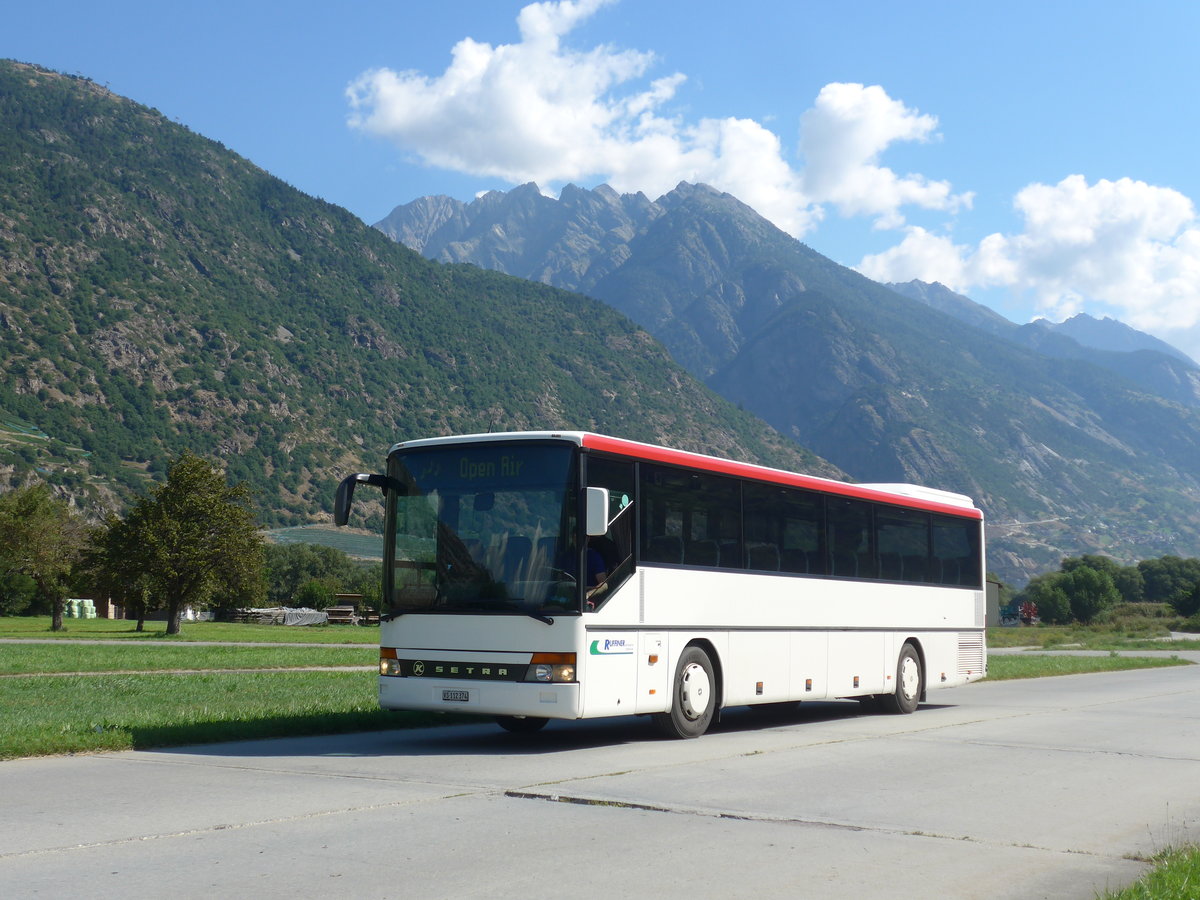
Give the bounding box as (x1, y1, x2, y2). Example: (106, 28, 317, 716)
(0, 642, 374, 675)
(985, 653, 1190, 680)
(0, 671, 414, 758)
(987, 612, 1200, 651)
(0, 616, 378, 643)
(0, 617, 436, 759)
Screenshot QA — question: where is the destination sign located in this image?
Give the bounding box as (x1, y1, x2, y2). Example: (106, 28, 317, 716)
(399, 444, 573, 494)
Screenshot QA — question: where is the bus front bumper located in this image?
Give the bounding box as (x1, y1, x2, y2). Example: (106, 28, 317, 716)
(379, 676, 581, 719)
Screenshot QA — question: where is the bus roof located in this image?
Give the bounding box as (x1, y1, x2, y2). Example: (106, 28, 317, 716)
(388, 431, 983, 520)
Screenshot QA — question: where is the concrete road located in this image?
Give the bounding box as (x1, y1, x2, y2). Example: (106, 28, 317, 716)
(3, 662, 1199, 900)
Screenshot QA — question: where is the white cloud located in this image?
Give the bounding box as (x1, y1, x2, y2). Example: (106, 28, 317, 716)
(799, 83, 972, 228)
(347, 1, 961, 240)
(857, 175, 1200, 360)
(985, 176, 1200, 327)
(857, 227, 969, 288)
(347, 0, 656, 186)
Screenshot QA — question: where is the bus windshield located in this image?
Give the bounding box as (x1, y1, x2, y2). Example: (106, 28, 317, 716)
(386, 442, 580, 618)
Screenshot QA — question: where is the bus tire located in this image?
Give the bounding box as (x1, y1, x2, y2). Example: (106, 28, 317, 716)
(654, 646, 717, 739)
(496, 715, 549, 733)
(879, 642, 922, 715)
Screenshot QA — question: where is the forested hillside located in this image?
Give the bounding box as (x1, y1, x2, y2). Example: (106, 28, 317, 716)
(0, 60, 833, 527)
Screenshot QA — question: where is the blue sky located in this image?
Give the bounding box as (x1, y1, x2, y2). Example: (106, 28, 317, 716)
(9, 0, 1200, 358)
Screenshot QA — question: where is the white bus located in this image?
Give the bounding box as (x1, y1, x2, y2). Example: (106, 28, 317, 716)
(335, 431, 986, 738)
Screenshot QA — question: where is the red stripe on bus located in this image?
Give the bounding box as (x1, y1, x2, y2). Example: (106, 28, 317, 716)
(581, 433, 982, 520)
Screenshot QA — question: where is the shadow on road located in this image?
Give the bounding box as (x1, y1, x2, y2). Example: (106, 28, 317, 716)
(146, 699, 955, 759)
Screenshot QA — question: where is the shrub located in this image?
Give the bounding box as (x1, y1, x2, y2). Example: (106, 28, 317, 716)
(1175, 582, 1200, 619)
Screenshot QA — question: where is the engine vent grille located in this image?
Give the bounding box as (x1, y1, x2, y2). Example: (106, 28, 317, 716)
(957, 632, 985, 675)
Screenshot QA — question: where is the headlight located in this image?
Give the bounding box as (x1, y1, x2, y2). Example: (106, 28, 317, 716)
(525, 653, 576, 683)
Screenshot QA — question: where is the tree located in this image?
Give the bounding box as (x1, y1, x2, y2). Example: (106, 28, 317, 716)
(0, 485, 88, 630)
(84, 514, 154, 631)
(1178, 581, 1200, 620)
(1061, 566, 1120, 624)
(345, 563, 382, 612)
(1019, 572, 1071, 625)
(0, 571, 38, 616)
(263, 543, 355, 607)
(1138, 556, 1200, 606)
(293, 577, 338, 609)
(1062, 555, 1143, 604)
(121, 452, 265, 634)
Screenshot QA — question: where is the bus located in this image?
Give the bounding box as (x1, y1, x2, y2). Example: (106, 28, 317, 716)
(334, 431, 986, 738)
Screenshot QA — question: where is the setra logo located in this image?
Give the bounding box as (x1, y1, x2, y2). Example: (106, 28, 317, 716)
(589, 638, 634, 656)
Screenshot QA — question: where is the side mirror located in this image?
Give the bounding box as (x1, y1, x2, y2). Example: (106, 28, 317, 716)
(585, 487, 610, 537)
(334, 473, 400, 527)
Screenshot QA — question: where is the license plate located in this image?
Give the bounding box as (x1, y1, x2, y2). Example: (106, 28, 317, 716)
(442, 690, 470, 702)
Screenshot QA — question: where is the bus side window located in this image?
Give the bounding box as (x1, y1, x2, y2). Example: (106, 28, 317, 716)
(745, 482, 824, 576)
(827, 498, 875, 579)
(933, 515, 982, 588)
(876, 507, 931, 584)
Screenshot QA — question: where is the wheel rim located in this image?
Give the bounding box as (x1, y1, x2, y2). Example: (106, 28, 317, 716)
(679, 662, 712, 720)
(899, 655, 920, 700)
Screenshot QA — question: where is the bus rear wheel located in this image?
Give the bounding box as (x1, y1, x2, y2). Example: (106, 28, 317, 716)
(879, 642, 922, 715)
(496, 715, 549, 733)
(654, 646, 716, 739)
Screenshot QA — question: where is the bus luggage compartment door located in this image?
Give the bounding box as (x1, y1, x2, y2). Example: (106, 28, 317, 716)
(635, 632, 667, 714)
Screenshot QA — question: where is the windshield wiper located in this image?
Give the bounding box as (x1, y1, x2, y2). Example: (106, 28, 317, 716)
(527, 612, 554, 625)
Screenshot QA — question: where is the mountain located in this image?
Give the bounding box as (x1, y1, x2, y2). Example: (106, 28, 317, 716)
(378, 183, 1200, 580)
(884, 280, 1015, 338)
(1051, 312, 1197, 365)
(889, 281, 1200, 409)
(0, 60, 835, 528)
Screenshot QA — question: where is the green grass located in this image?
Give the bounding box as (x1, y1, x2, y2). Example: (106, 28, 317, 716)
(989, 626, 1200, 652)
(0, 642, 374, 675)
(0, 670, 456, 759)
(0, 616, 378, 644)
(1100, 847, 1200, 899)
(987, 605, 1200, 652)
(0, 617, 446, 759)
(985, 654, 1191, 681)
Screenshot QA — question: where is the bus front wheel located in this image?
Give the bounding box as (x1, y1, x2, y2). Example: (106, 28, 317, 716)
(654, 646, 717, 739)
(879, 642, 922, 715)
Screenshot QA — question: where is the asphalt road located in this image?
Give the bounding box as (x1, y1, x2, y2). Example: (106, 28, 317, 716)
(2, 658, 1199, 899)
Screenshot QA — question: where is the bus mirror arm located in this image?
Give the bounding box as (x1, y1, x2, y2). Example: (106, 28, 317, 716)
(334, 473, 402, 527)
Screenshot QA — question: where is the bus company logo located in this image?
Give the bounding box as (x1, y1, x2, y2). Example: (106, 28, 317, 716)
(589, 638, 634, 656)
(406, 660, 516, 679)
